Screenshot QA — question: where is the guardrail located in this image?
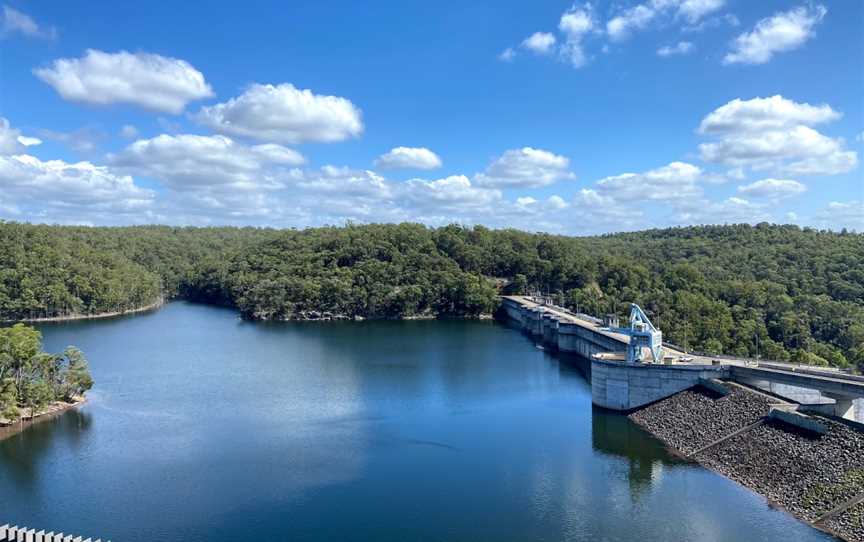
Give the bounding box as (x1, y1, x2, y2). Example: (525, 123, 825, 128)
(0, 524, 109, 542)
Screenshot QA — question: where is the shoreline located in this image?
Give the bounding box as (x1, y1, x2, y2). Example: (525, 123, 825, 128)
(3, 298, 495, 325)
(2, 297, 165, 324)
(248, 310, 496, 322)
(632, 417, 849, 541)
(0, 397, 86, 441)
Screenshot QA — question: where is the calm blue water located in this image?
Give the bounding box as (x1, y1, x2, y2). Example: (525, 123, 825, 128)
(0, 302, 834, 541)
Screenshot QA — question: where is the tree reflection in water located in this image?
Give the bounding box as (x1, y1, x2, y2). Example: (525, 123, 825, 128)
(591, 404, 694, 500)
(0, 408, 93, 485)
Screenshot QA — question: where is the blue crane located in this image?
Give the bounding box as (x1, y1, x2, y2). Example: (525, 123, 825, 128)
(623, 304, 664, 363)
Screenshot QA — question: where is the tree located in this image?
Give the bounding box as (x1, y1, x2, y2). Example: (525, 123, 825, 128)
(0, 322, 92, 423)
(60, 347, 93, 400)
(0, 378, 18, 423)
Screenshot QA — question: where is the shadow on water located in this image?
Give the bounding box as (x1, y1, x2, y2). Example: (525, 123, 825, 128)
(0, 409, 93, 485)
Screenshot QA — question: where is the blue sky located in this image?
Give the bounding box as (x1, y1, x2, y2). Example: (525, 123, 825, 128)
(1, 0, 862, 233)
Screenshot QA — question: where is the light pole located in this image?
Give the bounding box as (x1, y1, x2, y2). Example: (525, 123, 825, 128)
(755, 332, 760, 361)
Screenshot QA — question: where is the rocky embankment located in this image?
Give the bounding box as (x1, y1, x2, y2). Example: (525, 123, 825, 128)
(629, 385, 773, 455)
(629, 382, 864, 542)
(827, 501, 864, 541)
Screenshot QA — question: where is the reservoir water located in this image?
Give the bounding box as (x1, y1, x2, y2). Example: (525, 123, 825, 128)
(1, 302, 835, 541)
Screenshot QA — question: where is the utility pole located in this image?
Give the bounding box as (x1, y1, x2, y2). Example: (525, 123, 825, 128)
(755, 332, 760, 361)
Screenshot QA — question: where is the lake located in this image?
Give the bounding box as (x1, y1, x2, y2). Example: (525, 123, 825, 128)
(0, 302, 835, 541)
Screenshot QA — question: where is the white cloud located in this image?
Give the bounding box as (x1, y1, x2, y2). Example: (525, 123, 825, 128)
(737, 178, 806, 199)
(110, 134, 304, 190)
(291, 166, 391, 198)
(0, 154, 155, 221)
(17, 135, 42, 147)
(282, 169, 505, 227)
(547, 195, 568, 210)
(567, 160, 765, 232)
(516, 196, 537, 207)
(595, 161, 703, 201)
(474, 147, 575, 188)
(251, 143, 306, 165)
(698, 95, 840, 133)
(37, 126, 105, 153)
(34, 49, 213, 114)
(498, 47, 516, 62)
(0, 117, 24, 154)
(120, 125, 139, 139)
(677, 0, 726, 24)
(814, 201, 864, 231)
(607, 5, 656, 41)
(682, 12, 739, 33)
(671, 196, 771, 225)
(375, 147, 442, 170)
(558, 5, 595, 67)
(700, 124, 857, 175)
(1, 6, 55, 39)
(607, 0, 725, 41)
(726, 167, 746, 180)
(698, 96, 856, 176)
(107, 134, 309, 223)
(0, 118, 42, 154)
(724, 5, 826, 65)
(503, 1, 725, 69)
(572, 188, 646, 231)
(195, 83, 363, 144)
(657, 41, 693, 57)
(780, 147, 858, 176)
(522, 32, 557, 55)
(404, 175, 502, 210)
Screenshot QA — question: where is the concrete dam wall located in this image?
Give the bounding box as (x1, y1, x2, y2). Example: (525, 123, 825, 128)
(500, 297, 726, 411)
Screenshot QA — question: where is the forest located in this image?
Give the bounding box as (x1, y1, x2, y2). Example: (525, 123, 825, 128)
(1, 221, 862, 370)
(0, 323, 94, 423)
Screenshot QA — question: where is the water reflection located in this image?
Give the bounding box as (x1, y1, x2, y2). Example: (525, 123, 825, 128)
(591, 405, 692, 501)
(0, 408, 93, 484)
(0, 302, 835, 542)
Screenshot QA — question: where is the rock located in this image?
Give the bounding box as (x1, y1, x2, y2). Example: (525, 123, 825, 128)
(629, 383, 864, 542)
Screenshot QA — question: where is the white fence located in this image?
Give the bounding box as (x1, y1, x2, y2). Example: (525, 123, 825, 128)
(0, 524, 108, 542)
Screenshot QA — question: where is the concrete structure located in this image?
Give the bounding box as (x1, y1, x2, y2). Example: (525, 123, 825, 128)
(592, 357, 726, 410)
(729, 365, 864, 419)
(0, 526, 105, 542)
(500, 296, 725, 410)
(768, 407, 828, 436)
(500, 295, 864, 418)
(500, 296, 632, 358)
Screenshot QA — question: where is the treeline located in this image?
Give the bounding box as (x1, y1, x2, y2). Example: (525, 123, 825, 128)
(0, 221, 862, 369)
(432, 223, 864, 368)
(192, 224, 499, 319)
(0, 223, 271, 319)
(0, 323, 93, 422)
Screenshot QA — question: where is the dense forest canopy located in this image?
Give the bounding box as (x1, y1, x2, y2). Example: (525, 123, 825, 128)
(1, 221, 862, 370)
